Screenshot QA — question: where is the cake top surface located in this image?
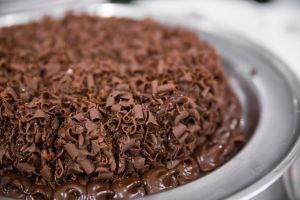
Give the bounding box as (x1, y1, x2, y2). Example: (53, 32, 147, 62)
(0, 13, 245, 199)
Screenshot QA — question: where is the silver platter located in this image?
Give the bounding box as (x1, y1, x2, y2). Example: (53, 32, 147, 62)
(0, 2, 300, 200)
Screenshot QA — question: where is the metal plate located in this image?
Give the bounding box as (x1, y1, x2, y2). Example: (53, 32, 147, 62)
(0, 3, 300, 200)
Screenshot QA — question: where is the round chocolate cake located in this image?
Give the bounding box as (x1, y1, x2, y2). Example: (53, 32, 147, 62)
(0, 14, 246, 199)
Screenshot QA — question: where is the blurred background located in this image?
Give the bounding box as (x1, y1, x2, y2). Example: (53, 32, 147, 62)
(0, 0, 299, 199)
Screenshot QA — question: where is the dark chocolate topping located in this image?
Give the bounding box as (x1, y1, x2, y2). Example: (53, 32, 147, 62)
(0, 13, 246, 199)
(87, 182, 113, 200)
(53, 182, 86, 200)
(26, 185, 53, 200)
(0, 174, 32, 199)
(142, 167, 178, 194)
(111, 177, 146, 199)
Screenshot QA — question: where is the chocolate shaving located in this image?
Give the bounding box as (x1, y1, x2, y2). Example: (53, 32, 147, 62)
(132, 105, 144, 120)
(157, 83, 176, 93)
(15, 163, 35, 173)
(3, 87, 18, 101)
(40, 165, 52, 182)
(10, 63, 26, 73)
(172, 123, 187, 141)
(146, 111, 158, 126)
(89, 107, 101, 121)
(78, 158, 95, 175)
(87, 74, 95, 90)
(64, 143, 79, 160)
(0, 149, 5, 163)
(31, 109, 46, 119)
(132, 157, 145, 170)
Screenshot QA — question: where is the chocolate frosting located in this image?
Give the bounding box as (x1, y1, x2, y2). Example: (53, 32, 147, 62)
(173, 156, 200, 185)
(87, 182, 113, 200)
(142, 167, 178, 194)
(53, 182, 86, 200)
(111, 177, 146, 199)
(0, 13, 246, 199)
(26, 185, 53, 200)
(0, 174, 32, 199)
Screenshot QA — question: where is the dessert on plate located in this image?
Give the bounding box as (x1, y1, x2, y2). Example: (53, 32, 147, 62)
(0, 13, 246, 199)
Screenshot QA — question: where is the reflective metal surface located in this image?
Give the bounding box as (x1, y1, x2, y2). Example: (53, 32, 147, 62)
(283, 157, 300, 200)
(0, 2, 300, 200)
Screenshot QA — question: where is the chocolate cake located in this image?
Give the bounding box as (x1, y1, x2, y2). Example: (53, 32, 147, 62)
(0, 13, 246, 199)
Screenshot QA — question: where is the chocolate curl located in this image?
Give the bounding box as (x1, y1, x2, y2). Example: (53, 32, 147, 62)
(151, 80, 158, 94)
(85, 120, 98, 133)
(117, 155, 126, 174)
(111, 104, 121, 112)
(43, 63, 61, 78)
(31, 109, 46, 119)
(91, 140, 101, 155)
(10, 63, 26, 72)
(71, 113, 86, 122)
(184, 133, 197, 152)
(0, 102, 14, 118)
(116, 83, 130, 91)
(78, 158, 95, 175)
(72, 125, 85, 135)
(64, 143, 79, 160)
(132, 157, 145, 170)
(172, 123, 187, 141)
(97, 172, 114, 180)
(87, 74, 95, 90)
(166, 160, 181, 169)
(55, 159, 64, 179)
(157, 60, 165, 74)
(119, 100, 133, 108)
(146, 111, 158, 126)
(132, 104, 144, 120)
(174, 110, 189, 125)
(0, 149, 5, 164)
(69, 163, 84, 174)
(34, 127, 43, 143)
(89, 107, 101, 121)
(3, 87, 18, 101)
(119, 136, 136, 153)
(122, 113, 133, 124)
(156, 83, 176, 94)
(121, 124, 133, 134)
(63, 128, 77, 143)
(40, 165, 53, 182)
(15, 162, 35, 173)
(21, 143, 36, 153)
(188, 108, 200, 121)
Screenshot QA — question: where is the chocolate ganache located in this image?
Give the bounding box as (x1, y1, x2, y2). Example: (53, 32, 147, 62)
(0, 13, 246, 199)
